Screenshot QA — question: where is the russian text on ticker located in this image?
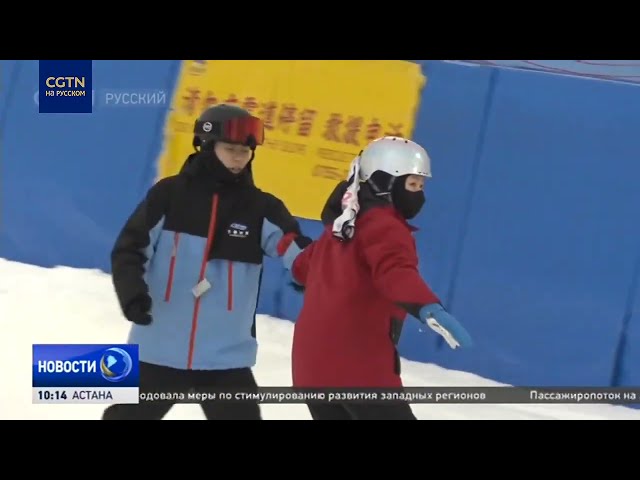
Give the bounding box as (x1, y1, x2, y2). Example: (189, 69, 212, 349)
(137, 387, 640, 405)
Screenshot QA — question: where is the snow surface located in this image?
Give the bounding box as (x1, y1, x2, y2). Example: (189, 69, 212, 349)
(2, 257, 639, 420)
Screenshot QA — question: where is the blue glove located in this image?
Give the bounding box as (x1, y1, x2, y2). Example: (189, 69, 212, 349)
(419, 304, 473, 349)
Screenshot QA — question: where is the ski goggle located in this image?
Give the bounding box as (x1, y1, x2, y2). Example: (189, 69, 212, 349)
(195, 115, 265, 146)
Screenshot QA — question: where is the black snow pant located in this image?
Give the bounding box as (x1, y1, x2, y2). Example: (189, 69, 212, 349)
(307, 401, 417, 420)
(102, 361, 262, 420)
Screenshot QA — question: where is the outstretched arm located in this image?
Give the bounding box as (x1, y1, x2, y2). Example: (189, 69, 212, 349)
(361, 217, 472, 348)
(361, 217, 440, 309)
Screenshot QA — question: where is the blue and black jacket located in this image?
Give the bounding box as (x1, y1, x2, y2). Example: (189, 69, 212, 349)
(110, 152, 309, 371)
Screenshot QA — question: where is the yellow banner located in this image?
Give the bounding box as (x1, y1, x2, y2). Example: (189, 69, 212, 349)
(156, 60, 426, 220)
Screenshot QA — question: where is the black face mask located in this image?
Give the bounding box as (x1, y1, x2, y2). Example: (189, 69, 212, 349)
(208, 154, 244, 182)
(393, 188, 425, 219)
(195, 149, 253, 187)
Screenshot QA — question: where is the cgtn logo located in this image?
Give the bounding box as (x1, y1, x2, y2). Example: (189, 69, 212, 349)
(44, 76, 87, 98)
(32, 344, 139, 404)
(38, 60, 92, 113)
(33, 90, 95, 107)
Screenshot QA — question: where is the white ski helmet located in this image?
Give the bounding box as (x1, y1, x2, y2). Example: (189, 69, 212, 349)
(331, 136, 432, 241)
(358, 136, 431, 182)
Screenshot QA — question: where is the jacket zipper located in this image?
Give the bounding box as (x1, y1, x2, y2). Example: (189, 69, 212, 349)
(187, 193, 219, 369)
(164, 232, 181, 302)
(227, 260, 233, 311)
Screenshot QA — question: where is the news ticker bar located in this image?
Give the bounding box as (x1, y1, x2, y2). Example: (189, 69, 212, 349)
(32, 386, 640, 405)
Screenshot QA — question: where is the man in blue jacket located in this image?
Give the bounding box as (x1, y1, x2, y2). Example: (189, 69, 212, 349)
(102, 104, 311, 420)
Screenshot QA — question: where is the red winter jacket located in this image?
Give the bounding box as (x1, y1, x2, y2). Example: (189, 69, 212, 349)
(291, 193, 440, 388)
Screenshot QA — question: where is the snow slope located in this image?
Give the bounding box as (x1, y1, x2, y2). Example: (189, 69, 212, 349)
(2, 258, 639, 420)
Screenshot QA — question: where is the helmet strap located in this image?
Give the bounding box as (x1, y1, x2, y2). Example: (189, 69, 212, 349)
(366, 174, 395, 203)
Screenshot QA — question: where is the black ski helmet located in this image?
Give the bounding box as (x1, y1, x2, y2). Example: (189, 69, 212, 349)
(193, 104, 256, 151)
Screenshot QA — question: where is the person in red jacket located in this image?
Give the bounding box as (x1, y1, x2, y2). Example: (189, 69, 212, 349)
(289, 136, 473, 420)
